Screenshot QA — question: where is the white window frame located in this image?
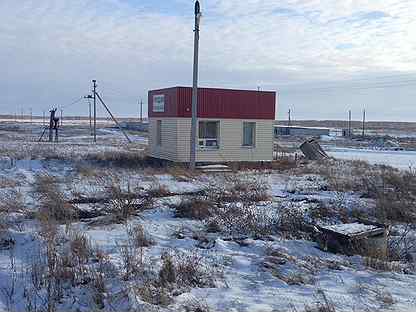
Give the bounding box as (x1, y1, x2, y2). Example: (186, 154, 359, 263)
(198, 120, 220, 149)
(153, 95, 165, 112)
(242, 121, 256, 148)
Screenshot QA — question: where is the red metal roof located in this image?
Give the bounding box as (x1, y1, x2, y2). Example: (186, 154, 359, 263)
(148, 87, 276, 120)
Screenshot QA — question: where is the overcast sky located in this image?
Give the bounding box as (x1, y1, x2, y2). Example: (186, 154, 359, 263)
(1, 0, 416, 121)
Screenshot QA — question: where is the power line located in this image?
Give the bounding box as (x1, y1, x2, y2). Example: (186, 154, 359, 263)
(59, 96, 84, 109)
(279, 80, 416, 94)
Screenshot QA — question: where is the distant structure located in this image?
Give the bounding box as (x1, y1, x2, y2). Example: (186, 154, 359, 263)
(274, 125, 330, 137)
(39, 108, 60, 142)
(148, 86, 276, 163)
(119, 121, 149, 132)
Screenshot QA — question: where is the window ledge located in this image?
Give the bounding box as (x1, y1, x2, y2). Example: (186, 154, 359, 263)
(241, 145, 256, 149)
(199, 147, 220, 151)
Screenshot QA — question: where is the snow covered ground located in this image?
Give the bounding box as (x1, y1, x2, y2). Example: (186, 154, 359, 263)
(0, 154, 415, 312)
(327, 147, 416, 170)
(0, 122, 415, 312)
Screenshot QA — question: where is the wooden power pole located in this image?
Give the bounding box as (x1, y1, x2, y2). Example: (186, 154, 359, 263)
(362, 109, 366, 137)
(93, 80, 97, 143)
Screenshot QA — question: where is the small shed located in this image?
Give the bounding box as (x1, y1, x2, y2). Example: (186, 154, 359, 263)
(148, 87, 276, 163)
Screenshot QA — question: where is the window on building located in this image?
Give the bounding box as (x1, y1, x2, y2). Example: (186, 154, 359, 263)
(198, 121, 219, 149)
(243, 122, 256, 147)
(156, 120, 162, 146)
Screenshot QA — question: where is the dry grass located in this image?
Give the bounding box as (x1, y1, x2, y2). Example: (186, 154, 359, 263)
(33, 174, 78, 223)
(127, 223, 154, 248)
(296, 159, 416, 224)
(174, 197, 216, 220)
(304, 289, 336, 312)
(0, 189, 25, 214)
(206, 174, 271, 204)
(105, 178, 153, 223)
(147, 180, 171, 197)
(182, 296, 211, 312)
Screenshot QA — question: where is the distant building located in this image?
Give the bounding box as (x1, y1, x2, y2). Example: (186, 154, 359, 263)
(148, 87, 276, 163)
(274, 125, 330, 137)
(119, 121, 149, 132)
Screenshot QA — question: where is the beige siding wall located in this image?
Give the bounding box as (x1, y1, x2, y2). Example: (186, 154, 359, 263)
(149, 118, 273, 163)
(177, 118, 273, 162)
(148, 118, 178, 161)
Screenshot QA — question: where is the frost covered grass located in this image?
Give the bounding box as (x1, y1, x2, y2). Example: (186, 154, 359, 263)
(1, 143, 416, 312)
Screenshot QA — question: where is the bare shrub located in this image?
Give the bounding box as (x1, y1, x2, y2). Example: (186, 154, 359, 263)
(85, 150, 147, 168)
(277, 203, 312, 239)
(118, 225, 151, 280)
(175, 250, 215, 288)
(304, 289, 336, 312)
(159, 249, 217, 289)
(159, 252, 176, 286)
(107, 183, 137, 222)
(134, 279, 173, 307)
(33, 174, 77, 223)
(362, 167, 416, 223)
(69, 231, 93, 265)
(0, 250, 18, 312)
(88, 267, 106, 310)
(127, 223, 155, 248)
(182, 296, 211, 312)
(206, 174, 271, 204)
(174, 197, 216, 220)
(208, 203, 278, 238)
(105, 178, 152, 223)
(0, 189, 25, 213)
(388, 224, 416, 262)
(147, 180, 171, 198)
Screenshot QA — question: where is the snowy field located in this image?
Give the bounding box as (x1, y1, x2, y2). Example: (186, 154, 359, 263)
(327, 147, 416, 170)
(0, 122, 416, 312)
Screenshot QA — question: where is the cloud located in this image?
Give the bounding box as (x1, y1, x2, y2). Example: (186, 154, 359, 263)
(0, 0, 415, 121)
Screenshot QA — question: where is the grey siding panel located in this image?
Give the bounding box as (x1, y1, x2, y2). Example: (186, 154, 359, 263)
(148, 118, 178, 161)
(176, 118, 273, 162)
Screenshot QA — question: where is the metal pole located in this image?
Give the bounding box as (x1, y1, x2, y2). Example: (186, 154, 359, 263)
(190, 0, 201, 170)
(348, 110, 352, 137)
(89, 99, 92, 135)
(95, 92, 132, 143)
(93, 80, 97, 143)
(60, 109, 63, 127)
(140, 99, 143, 123)
(362, 109, 366, 137)
(288, 109, 291, 127)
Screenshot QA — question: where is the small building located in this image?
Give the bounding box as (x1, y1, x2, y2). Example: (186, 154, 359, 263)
(148, 87, 276, 163)
(274, 125, 330, 137)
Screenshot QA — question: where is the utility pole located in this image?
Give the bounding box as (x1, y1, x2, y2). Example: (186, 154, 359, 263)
(93, 80, 97, 143)
(348, 110, 352, 137)
(288, 109, 292, 127)
(362, 109, 366, 137)
(139, 98, 143, 123)
(60, 109, 63, 127)
(190, 0, 201, 170)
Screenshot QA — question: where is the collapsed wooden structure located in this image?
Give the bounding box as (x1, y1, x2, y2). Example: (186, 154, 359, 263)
(317, 220, 389, 257)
